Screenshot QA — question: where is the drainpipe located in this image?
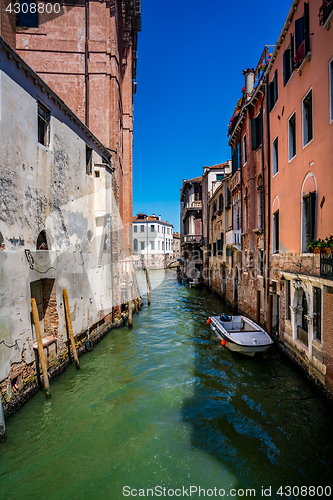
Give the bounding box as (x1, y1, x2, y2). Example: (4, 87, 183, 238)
(85, 0, 89, 127)
(266, 72, 271, 298)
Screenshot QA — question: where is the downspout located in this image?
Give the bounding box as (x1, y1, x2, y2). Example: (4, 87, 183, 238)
(85, 0, 89, 127)
(266, 74, 271, 301)
(260, 96, 265, 292)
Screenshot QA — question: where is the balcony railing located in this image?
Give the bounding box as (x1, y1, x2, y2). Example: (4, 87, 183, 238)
(320, 253, 333, 280)
(181, 235, 202, 245)
(226, 229, 241, 249)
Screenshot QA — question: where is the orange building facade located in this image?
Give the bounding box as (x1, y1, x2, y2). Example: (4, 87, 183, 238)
(267, 0, 333, 391)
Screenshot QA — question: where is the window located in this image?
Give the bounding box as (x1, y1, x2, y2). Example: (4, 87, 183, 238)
(294, 2, 310, 68)
(140, 225, 144, 232)
(269, 70, 278, 111)
(133, 226, 137, 233)
(86, 145, 92, 175)
(38, 103, 50, 147)
(151, 254, 155, 261)
(301, 289, 308, 333)
(288, 112, 296, 160)
(273, 210, 279, 253)
(244, 250, 247, 270)
(17, 0, 38, 27)
(302, 191, 316, 252)
(36, 230, 49, 250)
(194, 185, 202, 201)
(251, 113, 262, 151)
(151, 241, 155, 250)
(158, 241, 160, 250)
(151, 225, 155, 232)
(140, 241, 144, 250)
(258, 249, 264, 276)
(232, 142, 241, 173)
(216, 174, 224, 181)
(133, 239, 138, 251)
(213, 242, 217, 257)
(286, 280, 291, 321)
(272, 136, 279, 175)
(243, 135, 247, 165)
(218, 194, 223, 211)
(329, 59, 333, 122)
(283, 39, 294, 85)
(302, 89, 313, 146)
(162, 242, 164, 251)
(313, 287, 322, 342)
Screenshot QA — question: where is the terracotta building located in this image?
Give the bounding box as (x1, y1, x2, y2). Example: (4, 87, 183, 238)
(266, 0, 333, 391)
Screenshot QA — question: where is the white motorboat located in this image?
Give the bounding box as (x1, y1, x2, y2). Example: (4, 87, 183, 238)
(207, 314, 273, 357)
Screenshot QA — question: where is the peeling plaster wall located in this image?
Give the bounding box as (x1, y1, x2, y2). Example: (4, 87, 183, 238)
(0, 51, 114, 385)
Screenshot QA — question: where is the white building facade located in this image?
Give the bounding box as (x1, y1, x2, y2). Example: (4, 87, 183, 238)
(132, 214, 174, 269)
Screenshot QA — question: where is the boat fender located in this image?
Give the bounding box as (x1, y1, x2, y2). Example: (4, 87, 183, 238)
(207, 318, 211, 324)
(221, 339, 226, 346)
(220, 313, 231, 321)
(85, 339, 94, 351)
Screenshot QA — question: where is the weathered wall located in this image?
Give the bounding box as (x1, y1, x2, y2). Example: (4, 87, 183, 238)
(0, 42, 115, 396)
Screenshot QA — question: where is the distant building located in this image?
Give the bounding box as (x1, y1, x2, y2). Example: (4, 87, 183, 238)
(173, 233, 181, 261)
(180, 177, 203, 282)
(132, 214, 174, 269)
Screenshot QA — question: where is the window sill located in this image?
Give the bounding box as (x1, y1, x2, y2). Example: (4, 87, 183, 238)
(297, 52, 311, 76)
(323, 9, 333, 30)
(253, 228, 263, 235)
(288, 154, 296, 163)
(302, 137, 314, 150)
(272, 170, 279, 178)
(37, 143, 51, 152)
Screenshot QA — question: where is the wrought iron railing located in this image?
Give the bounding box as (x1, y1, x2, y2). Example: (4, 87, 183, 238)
(320, 253, 333, 280)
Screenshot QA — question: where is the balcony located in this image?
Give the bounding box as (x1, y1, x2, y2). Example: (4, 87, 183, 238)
(181, 235, 202, 246)
(226, 229, 241, 250)
(182, 201, 202, 220)
(231, 169, 241, 192)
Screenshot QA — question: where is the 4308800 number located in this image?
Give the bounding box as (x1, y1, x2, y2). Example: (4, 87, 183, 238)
(277, 485, 332, 497)
(6, 3, 61, 14)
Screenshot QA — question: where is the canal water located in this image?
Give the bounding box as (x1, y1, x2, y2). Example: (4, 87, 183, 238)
(0, 270, 333, 500)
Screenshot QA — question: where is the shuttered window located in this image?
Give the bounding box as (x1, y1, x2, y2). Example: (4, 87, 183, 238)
(302, 89, 313, 146)
(269, 70, 278, 111)
(251, 113, 262, 151)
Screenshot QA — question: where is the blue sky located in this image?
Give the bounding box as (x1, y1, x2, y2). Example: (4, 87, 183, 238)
(133, 0, 293, 232)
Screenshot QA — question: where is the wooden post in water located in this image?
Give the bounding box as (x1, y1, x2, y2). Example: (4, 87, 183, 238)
(0, 391, 6, 441)
(63, 289, 80, 369)
(267, 294, 273, 336)
(31, 298, 51, 397)
(256, 290, 260, 325)
(132, 283, 139, 314)
(144, 267, 151, 306)
(132, 272, 141, 310)
(127, 276, 133, 328)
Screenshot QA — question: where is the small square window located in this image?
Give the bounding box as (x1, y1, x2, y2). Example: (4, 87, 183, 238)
(140, 225, 144, 232)
(133, 226, 137, 233)
(38, 103, 50, 147)
(151, 225, 155, 232)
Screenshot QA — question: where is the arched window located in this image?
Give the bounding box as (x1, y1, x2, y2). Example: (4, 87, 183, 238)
(301, 289, 308, 333)
(36, 230, 50, 250)
(133, 239, 138, 251)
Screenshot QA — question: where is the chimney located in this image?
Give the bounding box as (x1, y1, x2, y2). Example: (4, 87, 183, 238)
(158, 215, 161, 220)
(242, 68, 255, 100)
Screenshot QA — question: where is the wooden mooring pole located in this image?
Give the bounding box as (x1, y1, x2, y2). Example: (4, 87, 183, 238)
(127, 276, 133, 328)
(267, 294, 273, 337)
(256, 290, 260, 325)
(0, 392, 6, 441)
(144, 267, 151, 306)
(31, 298, 51, 397)
(63, 289, 80, 369)
(132, 271, 142, 310)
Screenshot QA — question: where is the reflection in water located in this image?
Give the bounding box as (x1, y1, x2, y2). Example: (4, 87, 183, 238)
(0, 270, 332, 500)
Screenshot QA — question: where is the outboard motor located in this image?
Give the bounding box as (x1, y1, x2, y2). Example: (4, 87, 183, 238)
(220, 313, 231, 321)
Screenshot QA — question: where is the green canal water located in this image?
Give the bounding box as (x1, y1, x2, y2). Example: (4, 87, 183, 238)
(1, 270, 333, 500)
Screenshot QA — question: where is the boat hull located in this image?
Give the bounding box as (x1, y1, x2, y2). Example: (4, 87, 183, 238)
(210, 315, 273, 357)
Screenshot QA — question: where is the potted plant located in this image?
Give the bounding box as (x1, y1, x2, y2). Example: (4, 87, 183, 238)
(225, 204, 231, 211)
